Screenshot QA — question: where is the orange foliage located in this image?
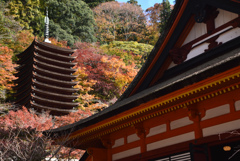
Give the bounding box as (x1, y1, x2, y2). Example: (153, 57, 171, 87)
(74, 67, 106, 110)
(101, 56, 137, 93)
(13, 30, 35, 54)
(93, 1, 147, 43)
(73, 42, 138, 105)
(49, 38, 70, 49)
(0, 44, 16, 90)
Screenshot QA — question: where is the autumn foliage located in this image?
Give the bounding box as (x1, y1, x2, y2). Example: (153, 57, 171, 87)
(0, 106, 91, 160)
(0, 106, 53, 131)
(73, 42, 138, 106)
(145, 1, 172, 44)
(0, 0, 175, 159)
(0, 45, 16, 92)
(93, 1, 147, 43)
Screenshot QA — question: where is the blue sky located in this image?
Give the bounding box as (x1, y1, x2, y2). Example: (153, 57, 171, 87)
(116, 0, 175, 11)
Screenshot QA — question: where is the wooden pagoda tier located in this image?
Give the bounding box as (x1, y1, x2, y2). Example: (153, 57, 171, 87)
(14, 39, 78, 115)
(44, 0, 240, 160)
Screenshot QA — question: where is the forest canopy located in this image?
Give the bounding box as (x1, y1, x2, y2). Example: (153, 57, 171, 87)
(4, 0, 97, 46)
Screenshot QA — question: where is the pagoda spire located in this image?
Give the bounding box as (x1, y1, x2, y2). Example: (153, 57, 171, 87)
(44, 7, 51, 43)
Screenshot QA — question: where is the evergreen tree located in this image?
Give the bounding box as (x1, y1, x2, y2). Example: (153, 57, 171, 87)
(47, 0, 97, 46)
(127, 0, 140, 7)
(159, 0, 171, 33)
(5, 0, 96, 46)
(0, 1, 22, 41)
(82, 0, 115, 8)
(5, 0, 45, 36)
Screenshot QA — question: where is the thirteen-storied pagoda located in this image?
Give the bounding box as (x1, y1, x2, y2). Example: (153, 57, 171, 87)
(14, 8, 78, 115)
(14, 40, 78, 115)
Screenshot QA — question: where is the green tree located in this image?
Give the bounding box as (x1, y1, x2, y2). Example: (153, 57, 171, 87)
(0, 1, 22, 41)
(5, 0, 96, 46)
(145, 1, 172, 44)
(159, 0, 172, 33)
(101, 41, 153, 68)
(82, 0, 115, 8)
(127, 0, 140, 7)
(47, 0, 96, 46)
(5, 0, 45, 36)
(0, 0, 10, 2)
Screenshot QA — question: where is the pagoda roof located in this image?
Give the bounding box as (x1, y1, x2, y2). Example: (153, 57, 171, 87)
(15, 52, 33, 65)
(43, 0, 240, 147)
(33, 58, 76, 74)
(16, 40, 35, 58)
(14, 66, 32, 77)
(32, 87, 78, 100)
(14, 87, 31, 97)
(13, 72, 32, 84)
(15, 63, 33, 71)
(34, 52, 77, 68)
(35, 47, 76, 61)
(31, 94, 79, 108)
(35, 40, 75, 56)
(32, 80, 78, 93)
(16, 39, 75, 58)
(15, 94, 31, 106)
(14, 64, 25, 71)
(13, 78, 31, 91)
(32, 72, 77, 87)
(33, 65, 76, 81)
(30, 101, 76, 115)
(13, 79, 32, 93)
(14, 87, 31, 100)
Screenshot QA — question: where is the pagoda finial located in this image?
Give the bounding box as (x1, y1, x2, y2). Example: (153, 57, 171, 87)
(44, 7, 51, 43)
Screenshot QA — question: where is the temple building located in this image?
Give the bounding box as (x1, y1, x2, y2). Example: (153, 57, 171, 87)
(45, 0, 240, 160)
(14, 40, 78, 115)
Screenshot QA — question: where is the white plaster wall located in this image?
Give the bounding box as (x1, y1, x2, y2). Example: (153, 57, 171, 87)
(185, 42, 209, 61)
(112, 147, 141, 161)
(202, 104, 230, 121)
(216, 28, 240, 44)
(203, 119, 240, 137)
(183, 22, 207, 45)
(215, 9, 238, 28)
(147, 132, 195, 151)
(167, 62, 177, 69)
(127, 133, 140, 143)
(147, 124, 167, 137)
(235, 100, 240, 111)
(112, 137, 124, 148)
(170, 117, 193, 130)
(185, 27, 240, 62)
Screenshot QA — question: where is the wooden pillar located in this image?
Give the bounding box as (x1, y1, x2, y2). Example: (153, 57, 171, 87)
(229, 99, 236, 113)
(101, 136, 114, 161)
(87, 147, 107, 161)
(134, 123, 149, 153)
(188, 107, 205, 139)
